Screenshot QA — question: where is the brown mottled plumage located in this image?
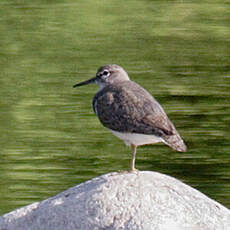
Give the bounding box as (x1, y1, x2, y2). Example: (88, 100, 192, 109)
(74, 64, 187, 171)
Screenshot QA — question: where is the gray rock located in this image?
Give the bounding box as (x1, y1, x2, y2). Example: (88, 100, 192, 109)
(0, 171, 230, 230)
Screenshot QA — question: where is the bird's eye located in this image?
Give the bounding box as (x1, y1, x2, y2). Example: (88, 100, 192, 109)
(102, 70, 110, 77)
(97, 69, 110, 79)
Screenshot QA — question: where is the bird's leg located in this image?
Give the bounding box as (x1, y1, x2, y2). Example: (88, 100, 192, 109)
(130, 144, 137, 172)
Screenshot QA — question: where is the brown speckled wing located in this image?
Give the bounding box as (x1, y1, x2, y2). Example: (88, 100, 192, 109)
(93, 81, 176, 138)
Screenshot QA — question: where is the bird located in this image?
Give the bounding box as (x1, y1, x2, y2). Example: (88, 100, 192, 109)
(73, 64, 187, 171)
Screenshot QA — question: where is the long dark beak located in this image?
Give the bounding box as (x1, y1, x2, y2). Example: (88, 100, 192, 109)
(73, 77, 97, 88)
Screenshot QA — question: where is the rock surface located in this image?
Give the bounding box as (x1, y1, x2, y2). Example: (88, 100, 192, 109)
(0, 171, 230, 230)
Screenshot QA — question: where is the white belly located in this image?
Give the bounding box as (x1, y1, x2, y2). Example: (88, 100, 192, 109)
(111, 130, 163, 147)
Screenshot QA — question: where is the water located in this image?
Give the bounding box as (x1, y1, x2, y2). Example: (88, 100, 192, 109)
(0, 0, 229, 214)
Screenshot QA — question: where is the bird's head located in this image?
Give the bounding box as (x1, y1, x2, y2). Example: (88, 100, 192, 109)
(73, 64, 130, 89)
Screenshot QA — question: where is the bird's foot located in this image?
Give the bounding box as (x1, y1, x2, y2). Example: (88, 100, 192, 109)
(117, 168, 139, 174)
(129, 167, 139, 174)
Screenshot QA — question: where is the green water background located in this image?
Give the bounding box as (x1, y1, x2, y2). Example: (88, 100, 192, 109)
(0, 0, 229, 214)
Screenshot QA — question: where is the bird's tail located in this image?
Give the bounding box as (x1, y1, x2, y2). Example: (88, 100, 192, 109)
(164, 133, 187, 152)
